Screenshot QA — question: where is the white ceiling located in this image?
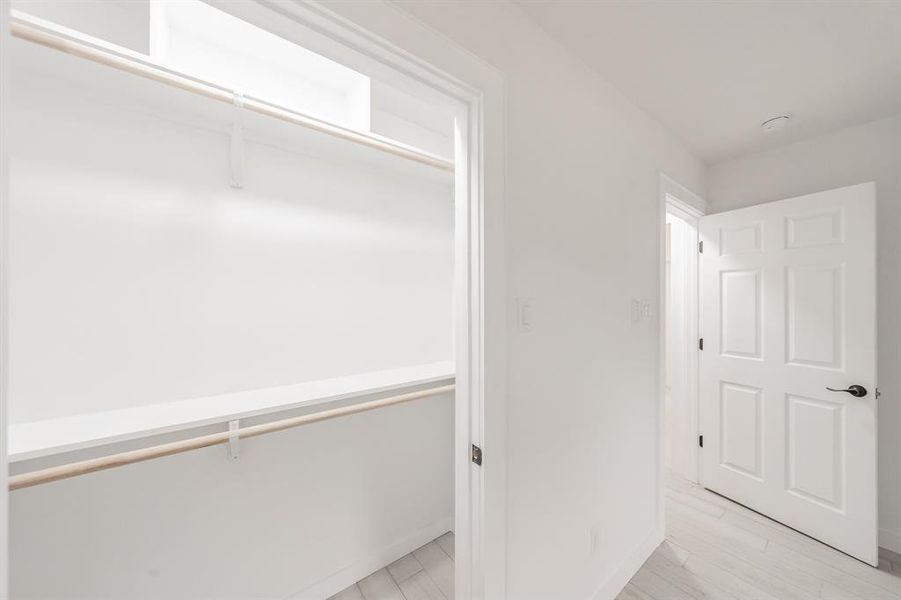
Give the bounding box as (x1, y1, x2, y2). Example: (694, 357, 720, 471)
(515, 1, 901, 164)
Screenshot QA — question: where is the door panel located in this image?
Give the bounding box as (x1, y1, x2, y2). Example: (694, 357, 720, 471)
(700, 182, 877, 565)
(719, 381, 763, 479)
(786, 394, 844, 510)
(720, 269, 762, 358)
(786, 265, 843, 368)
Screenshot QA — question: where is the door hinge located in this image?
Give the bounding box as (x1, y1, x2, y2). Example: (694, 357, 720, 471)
(471, 444, 483, 466)
(699, 240, 704, 253)
(698, 435, 704, 448)
(699, 338, 704, 351)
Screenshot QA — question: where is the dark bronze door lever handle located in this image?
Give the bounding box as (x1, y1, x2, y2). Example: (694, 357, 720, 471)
(826, 385, 867, 398)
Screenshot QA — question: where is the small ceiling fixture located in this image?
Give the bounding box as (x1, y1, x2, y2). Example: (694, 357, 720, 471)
(761, 115, 790, 132)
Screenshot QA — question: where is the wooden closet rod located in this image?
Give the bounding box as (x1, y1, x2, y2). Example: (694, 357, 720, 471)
(9, 13, 455, 173)
(9, 383, 455, 491)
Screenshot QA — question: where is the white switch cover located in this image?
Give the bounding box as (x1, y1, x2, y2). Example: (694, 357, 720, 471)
(589, 524, 603, 555)
(630, 299, 641, 323)
(641, 299, 653, 319)
(517, 298, 533, 332)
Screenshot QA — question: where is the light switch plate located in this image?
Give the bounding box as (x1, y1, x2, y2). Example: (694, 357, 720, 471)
(517, 298, 533, 332)
(589, 524, 603, 555)
(630, 299, 641, 323)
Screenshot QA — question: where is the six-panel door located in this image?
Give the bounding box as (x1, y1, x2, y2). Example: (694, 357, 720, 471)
(699, 183, 877, 565)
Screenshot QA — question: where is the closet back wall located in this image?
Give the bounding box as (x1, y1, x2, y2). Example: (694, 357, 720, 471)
(10, 42, 454, 423)
(8, 38, 455, 599)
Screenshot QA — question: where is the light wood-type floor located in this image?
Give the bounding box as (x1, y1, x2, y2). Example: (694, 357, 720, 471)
(333, 475, 901, 600)
(329, 531, 454, 600)
(619, 474, 901, 600)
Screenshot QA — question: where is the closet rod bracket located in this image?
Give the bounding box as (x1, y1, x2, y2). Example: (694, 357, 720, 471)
(228, 419, 240, 460)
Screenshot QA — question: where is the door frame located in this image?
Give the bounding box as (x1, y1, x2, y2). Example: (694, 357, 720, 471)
(657, 174, 705, 525)
(0, 2, 9, 597)
(0, 1, 508, 598)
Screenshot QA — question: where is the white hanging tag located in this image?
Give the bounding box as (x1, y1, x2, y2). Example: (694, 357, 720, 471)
(229, 92, 244, 189)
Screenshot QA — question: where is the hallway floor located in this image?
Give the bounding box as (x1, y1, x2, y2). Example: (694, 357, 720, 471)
(619, 475, 901, 600)
(329, 532, 454, 600)
(331, 475, 901, 600)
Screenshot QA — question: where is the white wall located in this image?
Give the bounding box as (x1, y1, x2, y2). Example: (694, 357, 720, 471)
(150, 0, 373, 133)
(8, 30, 455, 599)
(7, 1, 710, 597)
(370, 81, 454, 160)
(9, 41, 454, 424)
(706, 112, 901, 552)
(11, 393, 454, 600)
(11, 0, 150, 53)
(382, 2, 705, 598)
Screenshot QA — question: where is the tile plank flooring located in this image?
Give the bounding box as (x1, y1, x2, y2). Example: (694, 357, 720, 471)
(330, 532, 454, 600)
(619, 475, 901, 600)
(335, 476, 901, 600)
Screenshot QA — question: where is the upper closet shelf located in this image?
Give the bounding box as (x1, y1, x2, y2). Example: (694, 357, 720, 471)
(10, 10, 455, 174)
(8, 361, 455, 463)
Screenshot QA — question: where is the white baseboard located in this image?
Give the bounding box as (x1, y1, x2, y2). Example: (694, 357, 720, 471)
(590, 527, 663, 600)
(880, 528, 901, 555)
(285, 516, 454, 600)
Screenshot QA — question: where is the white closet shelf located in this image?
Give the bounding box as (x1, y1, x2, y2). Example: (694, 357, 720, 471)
(10, 10, 455, 174)
(8, 361, 455, 463)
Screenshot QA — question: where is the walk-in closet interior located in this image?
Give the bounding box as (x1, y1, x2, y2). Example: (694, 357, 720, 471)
(6, 2, 458, 598)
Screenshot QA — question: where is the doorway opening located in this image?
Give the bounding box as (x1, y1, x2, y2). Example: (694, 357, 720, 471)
(660, 176, 704, 488)
(2, 2, 490, 598)
(659, 178, 881, 566)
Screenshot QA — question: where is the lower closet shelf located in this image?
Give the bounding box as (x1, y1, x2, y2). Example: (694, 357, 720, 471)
(8, 360, 455, 463)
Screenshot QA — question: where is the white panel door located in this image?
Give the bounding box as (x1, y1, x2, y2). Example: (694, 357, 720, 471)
(699, 183, 877, 565)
